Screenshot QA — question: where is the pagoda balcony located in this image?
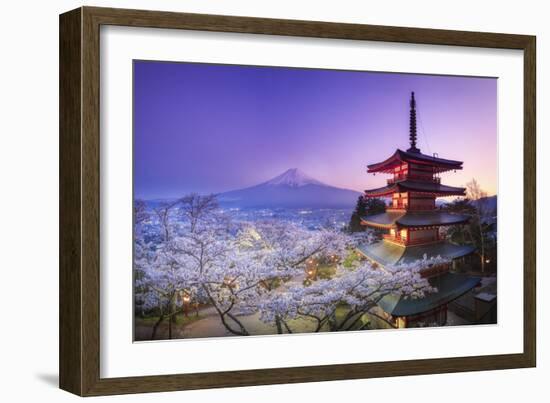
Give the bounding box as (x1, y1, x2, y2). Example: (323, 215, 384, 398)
(387, 174, 441, 185)
(382, 234, 401, 242)
(419, 263, 450, 279)
(382, 234, 441, 246)
(386, 205, 436, 212)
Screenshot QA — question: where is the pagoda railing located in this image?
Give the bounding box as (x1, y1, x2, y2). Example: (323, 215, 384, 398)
(382, 234, 441, 246)
(387, 174, 441, 185)
(405, 237, 441, 246)
(382, 234, 401, 243)
(419, 263, 450, 278)
(386, 205, 435, 211)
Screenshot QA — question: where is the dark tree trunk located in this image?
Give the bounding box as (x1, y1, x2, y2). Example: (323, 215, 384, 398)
(170, 294, 177, 324)
(151, 315, 164, 340)
(275, 316, 283, 334)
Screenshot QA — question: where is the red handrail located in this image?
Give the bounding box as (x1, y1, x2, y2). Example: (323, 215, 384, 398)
(387, 175, 440, 185)
(383, 234, 440, 246)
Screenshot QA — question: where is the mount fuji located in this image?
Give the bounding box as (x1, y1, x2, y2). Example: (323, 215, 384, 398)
(218, 168, 361, 209)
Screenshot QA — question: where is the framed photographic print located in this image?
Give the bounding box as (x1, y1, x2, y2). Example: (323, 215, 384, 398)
(59, 6, 536, 396)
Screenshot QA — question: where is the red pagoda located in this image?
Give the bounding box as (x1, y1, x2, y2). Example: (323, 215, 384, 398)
(358, 92, 479, 328)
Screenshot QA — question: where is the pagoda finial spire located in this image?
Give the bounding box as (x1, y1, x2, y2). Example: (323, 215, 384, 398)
(407, 91, 420, 153)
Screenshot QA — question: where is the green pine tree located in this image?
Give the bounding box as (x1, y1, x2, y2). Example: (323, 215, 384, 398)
(349, 196, 386, 232)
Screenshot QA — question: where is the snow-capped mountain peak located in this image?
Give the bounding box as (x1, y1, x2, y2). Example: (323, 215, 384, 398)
(263, 168, 326, 187)
(219, 168, 360, 208)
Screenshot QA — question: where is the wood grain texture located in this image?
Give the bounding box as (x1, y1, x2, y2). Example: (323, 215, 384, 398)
(59, 8, 82, 396)
(81, 6, 102, 396)
(523, 38, 536, 367)
(59, 6, 537, 396)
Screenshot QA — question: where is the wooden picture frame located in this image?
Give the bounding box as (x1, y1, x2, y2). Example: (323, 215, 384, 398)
(59, 6, 536, 396)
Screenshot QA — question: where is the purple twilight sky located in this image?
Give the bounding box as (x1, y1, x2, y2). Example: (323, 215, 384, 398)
(134, 60, 497, 200)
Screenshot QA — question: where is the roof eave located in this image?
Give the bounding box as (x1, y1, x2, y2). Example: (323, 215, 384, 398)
(367, 150, 402, 173)
(364, 185, 396, 197)
(360, 220, 394, 229)
(367, 149, 464, 173)
(397, 218, 470, 228)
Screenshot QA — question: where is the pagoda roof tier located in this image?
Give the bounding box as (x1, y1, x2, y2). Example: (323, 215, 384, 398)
(367, 149, 463, 174)
(361, 211, 469, 229)
(364, 180, 466, 197)
(356, 240, 475, 267)
(378, 272, 480, 317)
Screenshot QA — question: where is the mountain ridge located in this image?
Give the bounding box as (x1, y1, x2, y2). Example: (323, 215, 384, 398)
(218, 168, 361, 209)
(261, 168, 326, 187)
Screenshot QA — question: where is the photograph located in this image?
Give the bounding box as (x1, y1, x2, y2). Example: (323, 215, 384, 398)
(132, 60, 498, 341)
(0, 0, 542, 400)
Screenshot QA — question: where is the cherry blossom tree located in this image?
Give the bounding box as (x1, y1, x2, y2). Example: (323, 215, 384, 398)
(256, 256, 442, 333)
(134, 194, 439, 338)
(134, 200, 183, 338)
